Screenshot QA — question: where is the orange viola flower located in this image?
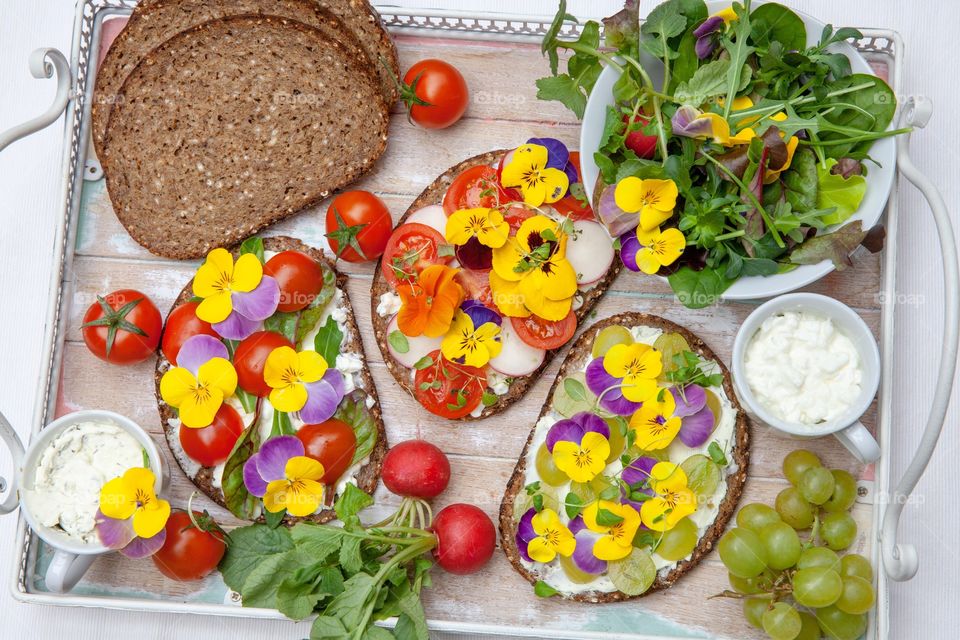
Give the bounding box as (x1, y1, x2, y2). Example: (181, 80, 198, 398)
(397, 265, 464, 338)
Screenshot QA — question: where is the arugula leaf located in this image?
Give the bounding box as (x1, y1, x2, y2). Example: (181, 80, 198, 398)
(239, 236, 265, 261)
(720, 2, 755, 118)
(817, 159, 867, 225)
(675, 59, 736, 105)
(219, 524, 293, 592)
(387, 329, 409, 355)
(314, 316, 345, 364)
(535, 74, 589, 120)
(334, 390, 378, 464)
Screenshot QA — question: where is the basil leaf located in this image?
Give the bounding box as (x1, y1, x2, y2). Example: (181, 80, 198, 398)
(707, 441, 729, 466)
(239, 236, 265, 261)
(596, 507, 625, 527)
(314, 316, 344, 365)
(412, 355, 434, 370)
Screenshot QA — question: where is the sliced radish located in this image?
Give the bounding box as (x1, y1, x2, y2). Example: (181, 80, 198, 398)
(386, 315, 442, 369)
(566, 219, 615, 284)
(406, 204, 448, 235)
(489, 319, 545, 377)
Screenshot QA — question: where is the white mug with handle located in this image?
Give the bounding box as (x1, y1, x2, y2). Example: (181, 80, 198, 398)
(0, 409, 168, 592)
(731, 293, 882, 464)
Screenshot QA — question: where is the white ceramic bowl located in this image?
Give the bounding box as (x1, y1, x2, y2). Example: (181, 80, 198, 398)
(579, 0, 896, 301)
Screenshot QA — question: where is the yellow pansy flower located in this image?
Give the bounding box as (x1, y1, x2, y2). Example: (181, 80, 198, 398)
(629, 389, 681, 450)
(264, 346, 328, 413)
(526, 508, 576, 563)
(440, 305, 503, 367)
(263, 455, 326, 517)
(552, 431, 610, 483)
(160, 357, 238, 428)
(192, 248, 264, 324)
(500, 144, 570, 206)
(640, 462, 698, 531)
(614, 177, 678, 231)
(622, 226, 687, 275)
(582, 500, 642, 561)
(602, 342, 663, 403)
(445, 207, 509, 248)
(99, 467, 171, 539)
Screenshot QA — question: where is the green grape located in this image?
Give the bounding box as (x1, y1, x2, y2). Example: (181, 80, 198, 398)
(657, 517, 698, 561)
(836, 575, 875, 615)
(605, 417, 626, 463)
(795, 611, 821, 640)
(571, 475, 608, 502)
(704, 388, 723, 421)
(815, 605, 868, 640)
(559, 554, 595, 584)
(737, 503, 782, 532)
(759, 521, 802, 570)
(593, 326, 634, 359)
(728, 572, 765, 595)
(798, 546, 841, 571)
(783, 449, 822, 486)
(775, 487, 816, 529)
(718, 527, 768, 578)
(793, 567, 843, 608)
(553, 372, 594, 418)
(762, 602, 802, 640)
(821, 512, 858, 551)
(653, 331, 690, 381)
(535, 443, 569, 486)
(799, 466, 836, 505)
(743, 597, 769, 629)
(822, 469, 858, 513)
(839, 553, 873, 582)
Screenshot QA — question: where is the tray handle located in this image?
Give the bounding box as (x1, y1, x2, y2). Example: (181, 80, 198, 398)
(880, 96, 959, 581)
(0, 409, 26, 515)
(0, 48, 72, 154)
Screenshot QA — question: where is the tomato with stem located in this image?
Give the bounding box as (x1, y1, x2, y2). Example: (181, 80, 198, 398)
(152, 510, 226, 581)
(399, 59, 469, 129)
(324, 191, 393, 263)
(81, 289, 162, 365)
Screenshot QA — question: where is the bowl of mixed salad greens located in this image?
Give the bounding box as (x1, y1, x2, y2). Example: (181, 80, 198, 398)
(537, 0, 904, 307)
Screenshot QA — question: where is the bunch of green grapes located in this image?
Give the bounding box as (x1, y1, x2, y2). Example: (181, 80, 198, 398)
(717, 450, 875, 640)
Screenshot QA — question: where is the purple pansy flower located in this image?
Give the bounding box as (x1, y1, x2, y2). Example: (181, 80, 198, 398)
(527, 137, 579, 193)
(693, 15, 725, 59)
(619, 228, 643, 273)
(95, 509, 168, 558)
(243, 435, 303, 498)
(669, 384, 717, 448)
(620, 456, 658, 512)
(211, 273, 280, 340)
(585, 357, 642, 416)
(572, 529, 607, 574)
(544, 412, 611, 452)
(671, 105, 716, 139)
(515, 507, 537, 562)
(175, 334, 227, 370)
(299, 369, 346, 424)
(462, 299, 502, 327)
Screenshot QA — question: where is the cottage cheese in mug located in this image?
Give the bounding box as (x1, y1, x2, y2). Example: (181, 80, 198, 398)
(743, 311, 862, 426)
(24, 422, 145, 544)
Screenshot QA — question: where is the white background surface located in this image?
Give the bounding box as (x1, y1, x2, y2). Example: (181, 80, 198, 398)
(0, 0, 957, 638)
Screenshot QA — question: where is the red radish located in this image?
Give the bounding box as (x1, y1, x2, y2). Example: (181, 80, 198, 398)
(382, 440, 451, 499)
(489, 318, 545, 376)
(432, 504, 496, 575)
(565, 219, 615, 284)
(386, 315, 442, 368)
(406, 204, 448, 235)
(623, 114, 657, 159)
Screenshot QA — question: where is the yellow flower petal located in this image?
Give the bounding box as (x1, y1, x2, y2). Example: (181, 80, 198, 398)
(231, 253, 263, 293)
(639, 205, 674, 232)
(650, 462, 689, 494)
(264, 346, 299, 389)
(263, 480, 290, 513)
(178, 384, 224, 428)
(269, 383, 308, 413)
(501, 144, 547, 188)
(621, 377, 660, 403)
(489, 270, 530, 317)
(444, 208, 476, 245)
(285, 478, 325, 517)
(531, 508, 562, 535)
(195, 290, 233, 324)
(635, 249, 663, 275)
(631, 410, 682, 450)
(99, 476, 137, 520)
(285, 455, 326, 483)
(160, 367, 198, 408)
(527, 537, 558, 563)
(614, 177, 644, 212)
(640, 496, 672, 531)
(477, 210, 509, 248)
(540, 167, 571, 204)
(295, 351, 328, 384)
(491, 238, 525, 283)
(131, 498, 171, 538)
(197, 357, 238, 398)
(643, 179, 679, 212)
(193, 248, 233, 299)
(552, 432, 609, 483)
(593, 534, 633, 561)
(123, 467, 157, 493)
(555, 529, 576, 557)
(714, 5, 738, 23)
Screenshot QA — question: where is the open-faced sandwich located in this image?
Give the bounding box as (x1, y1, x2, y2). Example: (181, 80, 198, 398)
(500, 312, 749, 601)
(155, 236, 386, 523)
(371, 140, 620, 420)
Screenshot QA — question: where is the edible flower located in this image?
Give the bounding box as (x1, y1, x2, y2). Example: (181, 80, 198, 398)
(441, 300, 503, 367)
(614, 177, 678, 232)
(490, 215, 578, 320)
(669, 384, 717, 448)
(640, 462, 698, 531)
(192, 248, 280, 340)
(582, 500, 642, 561)
(570, 518, 607, 574)
(397, 264, 464, 338)
(159, 334, 237, 428)
(619, 226, 686, 275)
(95, 467, 170, 558)
(526, 137, 580, 188)
(585, 343, 663, 415)
(545, 412, 611, 483)
(242, 436, 325, 516)
(500, 143, 570, 206)
(620, 456, 658, 512)
(629, 388, 682, 450)
(515, 507, 576, 563)
(692, 7, 739, 59)
(264, 346, 345, 424)
(445, 207, 509, 248)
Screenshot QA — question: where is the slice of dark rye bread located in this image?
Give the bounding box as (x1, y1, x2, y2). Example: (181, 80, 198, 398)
(154, 236, 388, 524)
(91, 0, 398, 160)
(370, 150, 622, 422)
(499, 312, 751, 602)
(101, 15, 389, 260)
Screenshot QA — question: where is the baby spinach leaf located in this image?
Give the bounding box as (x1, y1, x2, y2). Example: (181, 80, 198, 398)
(667, 266, 732, 309)
(749, 3, 806, 51)
(817, 159, 867, 225)
(315, 316, 345, 364)
(219, 524, 293, 592)
(818, 74, 896, 157)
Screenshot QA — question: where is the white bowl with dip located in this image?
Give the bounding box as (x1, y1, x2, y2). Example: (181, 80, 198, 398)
(731, 293, 881, 463)
(0, 409, 168, 592)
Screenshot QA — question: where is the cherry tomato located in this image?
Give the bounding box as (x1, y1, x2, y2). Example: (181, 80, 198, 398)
(382, 440, 451, 499)
(179, 403, 245, 467)
(550, 151, 594, 221)
(161, 301, 218, 363)
(413, 350, 485, 419)
(511, 311, 577, 350)
(296, 419, 357, 485)
(152, 511, 226, 581)
(264, 250, 324, 313)
(402, 59, 469, 129)
(81, 289, 162, 365)
(624, 114, 657, 159)
(324, 191, 393, 263)
(442, 165, 518, 216)
(234, 331, 294, 396)
(379, 223, 452, 288)
(432, 504, 496, 575)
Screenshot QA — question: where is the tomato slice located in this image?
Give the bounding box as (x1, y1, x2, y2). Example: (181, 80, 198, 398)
(443, 165, 519, 216)
(455, 268, 494, 309)
(511, 311, 577, 350)
(502, 204, 534, 232)
(380, 222, 452, 288)
(413, 350, 486, 419)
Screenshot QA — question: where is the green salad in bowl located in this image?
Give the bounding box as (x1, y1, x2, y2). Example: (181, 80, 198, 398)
(538, 0, 906, 307)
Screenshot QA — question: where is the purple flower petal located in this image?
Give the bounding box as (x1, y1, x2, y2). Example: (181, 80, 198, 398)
(175, 334, 228, 373)
(462, 299, 502, 328)
(678, 405, 716, 448)
(619, 230, 642, 272)
(572, 530, 607, 574)
(568, 514, 586, 535)
(120, 528, 167, 559)
(545, 419, 586, 453)
(695, 35, 718, 59)
(516, 508, 537, 563)
(574, 412, 611, 439)
(693, 15, 724, 38)
(671, 105, 715, 138)
(231, 276, 280, 322)
(562, 161, 580, 188)
(526, 137, 570, 171)
(621, 456, 658, 511)
(255, 435, 304, 482)
(585, 358, 641, 416)
(95, 510, 135, 550)
(299, 372, 345, 424)
(597, 184, 639, 238)
(670, 384, 707, 417)
(243, 452, 268, 497)
(212, 311, 260, 341)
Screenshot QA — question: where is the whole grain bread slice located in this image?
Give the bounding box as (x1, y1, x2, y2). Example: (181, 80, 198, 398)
(369, 150, 622, 421)
(498, 312, 751, 602)
(101, 15, 389, 259)
(155, 236, 388, 524)
(91, 0, 373, 161)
